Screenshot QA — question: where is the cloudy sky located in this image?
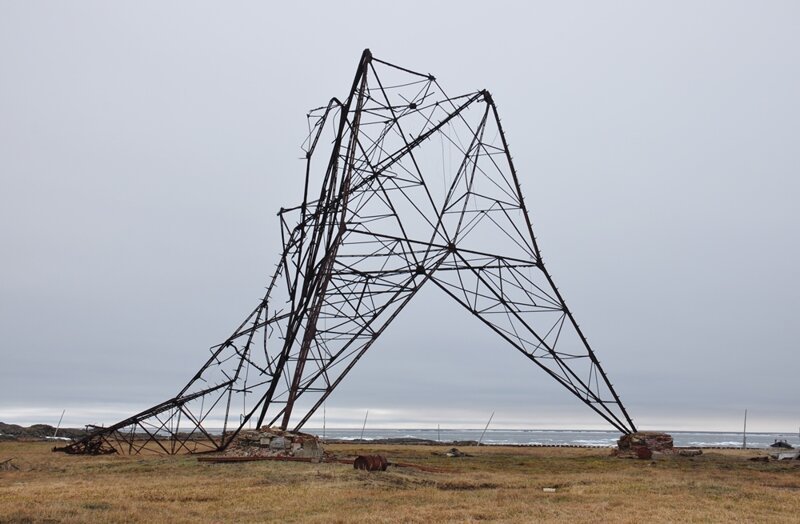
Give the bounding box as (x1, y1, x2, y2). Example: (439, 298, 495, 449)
(1, 2, 798, 433)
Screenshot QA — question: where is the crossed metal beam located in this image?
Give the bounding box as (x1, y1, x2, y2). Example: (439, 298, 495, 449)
(58, 49, 635, 455)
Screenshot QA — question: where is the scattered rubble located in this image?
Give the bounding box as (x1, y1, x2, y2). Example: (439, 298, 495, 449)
(223, 427, 324, 460)
(216, 428, 447, 472)
(615, 432, 674, 459)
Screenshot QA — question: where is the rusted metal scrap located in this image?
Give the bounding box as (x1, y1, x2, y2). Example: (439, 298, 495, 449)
(196, 453, 444, 473)
(353, 455, 389, 471)
(53, 439, 116, 455)
(197, 455, 325, 464)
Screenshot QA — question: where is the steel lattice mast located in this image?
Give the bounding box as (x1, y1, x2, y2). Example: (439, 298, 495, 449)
(60, 49, 635, 455)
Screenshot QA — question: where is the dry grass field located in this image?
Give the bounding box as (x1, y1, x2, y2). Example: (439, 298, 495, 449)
(1, 441, 799, 523)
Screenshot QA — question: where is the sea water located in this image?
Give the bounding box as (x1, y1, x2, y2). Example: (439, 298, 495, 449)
(304, 428, 799, 449)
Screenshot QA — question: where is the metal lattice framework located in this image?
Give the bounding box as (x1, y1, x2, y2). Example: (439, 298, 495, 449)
(59, 49, 635, 455)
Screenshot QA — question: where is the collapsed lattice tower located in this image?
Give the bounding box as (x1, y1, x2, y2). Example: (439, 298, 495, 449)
(61, 49, 636, 455)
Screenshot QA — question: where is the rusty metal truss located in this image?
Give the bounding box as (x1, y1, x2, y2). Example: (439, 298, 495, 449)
(58, 49, 636, 455)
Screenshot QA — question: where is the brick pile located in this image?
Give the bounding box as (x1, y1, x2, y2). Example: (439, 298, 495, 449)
(615, 432, 674, 459)
(224, 427, 324, 460)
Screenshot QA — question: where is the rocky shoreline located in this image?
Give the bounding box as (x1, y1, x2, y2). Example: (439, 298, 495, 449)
(0, 422, 88, 441)
(0, 423, 774, 450)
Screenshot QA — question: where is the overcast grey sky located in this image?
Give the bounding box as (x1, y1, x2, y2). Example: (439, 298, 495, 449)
(1, 1, 798, 432)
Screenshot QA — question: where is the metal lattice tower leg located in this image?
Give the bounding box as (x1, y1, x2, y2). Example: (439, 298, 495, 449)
(58, 49, 635, 455)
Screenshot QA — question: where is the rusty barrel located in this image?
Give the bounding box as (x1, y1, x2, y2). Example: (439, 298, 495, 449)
(353, 455, 388, 471)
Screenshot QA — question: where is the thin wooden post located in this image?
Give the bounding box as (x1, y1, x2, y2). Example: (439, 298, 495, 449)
(360, 410, 369, 441)
(742, 409, 747, 449)
(478, 411, 495, 446)
(53, 409, 65, 438)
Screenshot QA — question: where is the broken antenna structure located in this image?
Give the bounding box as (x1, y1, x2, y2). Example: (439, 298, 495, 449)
(59, 49, 636, 455)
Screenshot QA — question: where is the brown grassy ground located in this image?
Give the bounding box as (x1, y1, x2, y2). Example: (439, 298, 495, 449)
(1, 441, 799, 523)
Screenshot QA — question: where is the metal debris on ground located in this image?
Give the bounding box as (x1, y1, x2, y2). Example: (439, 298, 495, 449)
(198, 455, 341, 464)
(197, 452, 445, 473)
(353, 455, 388, 471)
(0, 458, 19, 471)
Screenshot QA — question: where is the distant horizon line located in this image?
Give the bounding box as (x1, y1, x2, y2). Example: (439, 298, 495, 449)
(2, 421, 798, 437)
(2, 404, 797, 434)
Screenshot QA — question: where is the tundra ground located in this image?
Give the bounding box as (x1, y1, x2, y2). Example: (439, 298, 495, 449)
(1, 442, 798, 522)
